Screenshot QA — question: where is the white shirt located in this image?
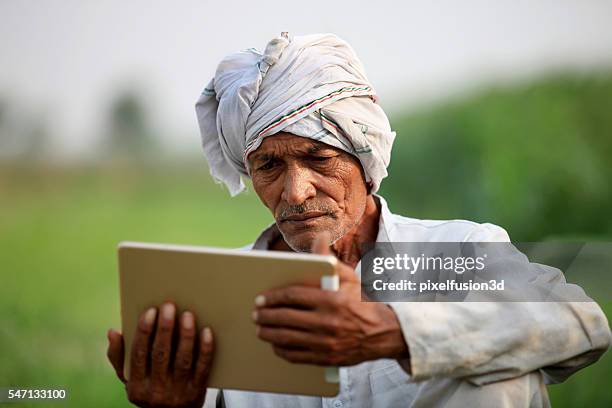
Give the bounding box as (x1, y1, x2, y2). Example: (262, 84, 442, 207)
(204, 195, 611, 408)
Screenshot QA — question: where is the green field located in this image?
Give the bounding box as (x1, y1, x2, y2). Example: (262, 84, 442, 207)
(0, 164, 609, 407)
(0, 165, 273, 407)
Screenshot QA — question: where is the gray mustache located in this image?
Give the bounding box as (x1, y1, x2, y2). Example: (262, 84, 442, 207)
(279, 202, 336, 220)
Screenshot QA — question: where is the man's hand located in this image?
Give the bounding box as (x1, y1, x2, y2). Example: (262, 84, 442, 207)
(253, 233, 409, 367)
(106, 302, 214, 408)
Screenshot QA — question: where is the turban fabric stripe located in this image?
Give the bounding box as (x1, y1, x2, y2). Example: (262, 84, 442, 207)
(195, 32, 396, 196)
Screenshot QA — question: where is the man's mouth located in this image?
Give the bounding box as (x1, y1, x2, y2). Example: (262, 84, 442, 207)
(280, 211, 328, 222)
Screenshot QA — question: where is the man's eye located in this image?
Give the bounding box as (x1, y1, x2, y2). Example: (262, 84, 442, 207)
(309, 156, 333, 162)
(258, 160, 277, 171)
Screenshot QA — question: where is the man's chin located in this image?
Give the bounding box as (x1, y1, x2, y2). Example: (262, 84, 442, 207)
(279, 230, 320, 252)
(278, 221, 336, 253)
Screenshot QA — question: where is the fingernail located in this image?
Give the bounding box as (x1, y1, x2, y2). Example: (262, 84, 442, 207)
(255, 325, 261, 336)
(162, 303, 175, 320)
(182, 311, 194, 330)
(251, 310, 258, 322)
(144, 307, 157, 325)
(254, 295, 266, 307)
(203, 327, 212, 343)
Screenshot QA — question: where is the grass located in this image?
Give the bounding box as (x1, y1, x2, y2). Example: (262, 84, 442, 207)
(0, 164, 272, 407)
(0, 164, 609, 407)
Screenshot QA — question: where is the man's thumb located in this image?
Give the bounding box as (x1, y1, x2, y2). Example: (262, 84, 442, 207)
(311, 231, 332, 255)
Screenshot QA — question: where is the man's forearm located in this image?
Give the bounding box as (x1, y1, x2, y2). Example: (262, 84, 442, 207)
(389, 301, 611, 384)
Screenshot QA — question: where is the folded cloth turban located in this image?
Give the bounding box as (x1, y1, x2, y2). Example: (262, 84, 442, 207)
(195, 32, 396, 196)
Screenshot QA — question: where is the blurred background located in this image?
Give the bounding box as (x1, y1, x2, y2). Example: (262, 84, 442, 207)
(1, 1, 611, 406)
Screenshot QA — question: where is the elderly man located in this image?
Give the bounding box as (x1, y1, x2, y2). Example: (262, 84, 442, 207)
(107, 33, 611, 407)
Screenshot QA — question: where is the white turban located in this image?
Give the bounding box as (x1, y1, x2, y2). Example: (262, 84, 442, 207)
(195, 32, 396, 196)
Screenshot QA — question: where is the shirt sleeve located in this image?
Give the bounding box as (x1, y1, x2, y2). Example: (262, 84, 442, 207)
(388, 223, 612, 386)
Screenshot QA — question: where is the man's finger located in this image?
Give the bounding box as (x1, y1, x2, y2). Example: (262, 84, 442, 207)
(337, 262, 358, 283)
(130, 307, 157, 382)
(257, 326, 336, 351)
(150, 302, 177, 384)
(255, 286, 332, 309)
(310, 231, 357, 284)
(193, 327, 214, 386)
(173, 311, 196, 382)
(272, 346, 332, 365)
(253, 307, 331, 333)
(106, 329, 126, 383)
(311, 231, 332, 255)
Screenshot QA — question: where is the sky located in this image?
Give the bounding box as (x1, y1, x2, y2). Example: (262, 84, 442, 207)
(1, 0, 612, 157)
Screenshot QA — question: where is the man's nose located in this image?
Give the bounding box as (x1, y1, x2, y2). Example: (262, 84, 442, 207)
(281, 166, 316, 205)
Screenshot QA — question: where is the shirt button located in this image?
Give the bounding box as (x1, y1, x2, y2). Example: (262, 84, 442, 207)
(332, 400, 344, 408)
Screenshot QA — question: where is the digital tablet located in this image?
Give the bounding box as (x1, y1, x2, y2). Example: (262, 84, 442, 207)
(117, 241, 340, 397)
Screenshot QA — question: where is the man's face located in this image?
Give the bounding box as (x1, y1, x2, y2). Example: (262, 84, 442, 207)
(249, 132, 369, 252)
